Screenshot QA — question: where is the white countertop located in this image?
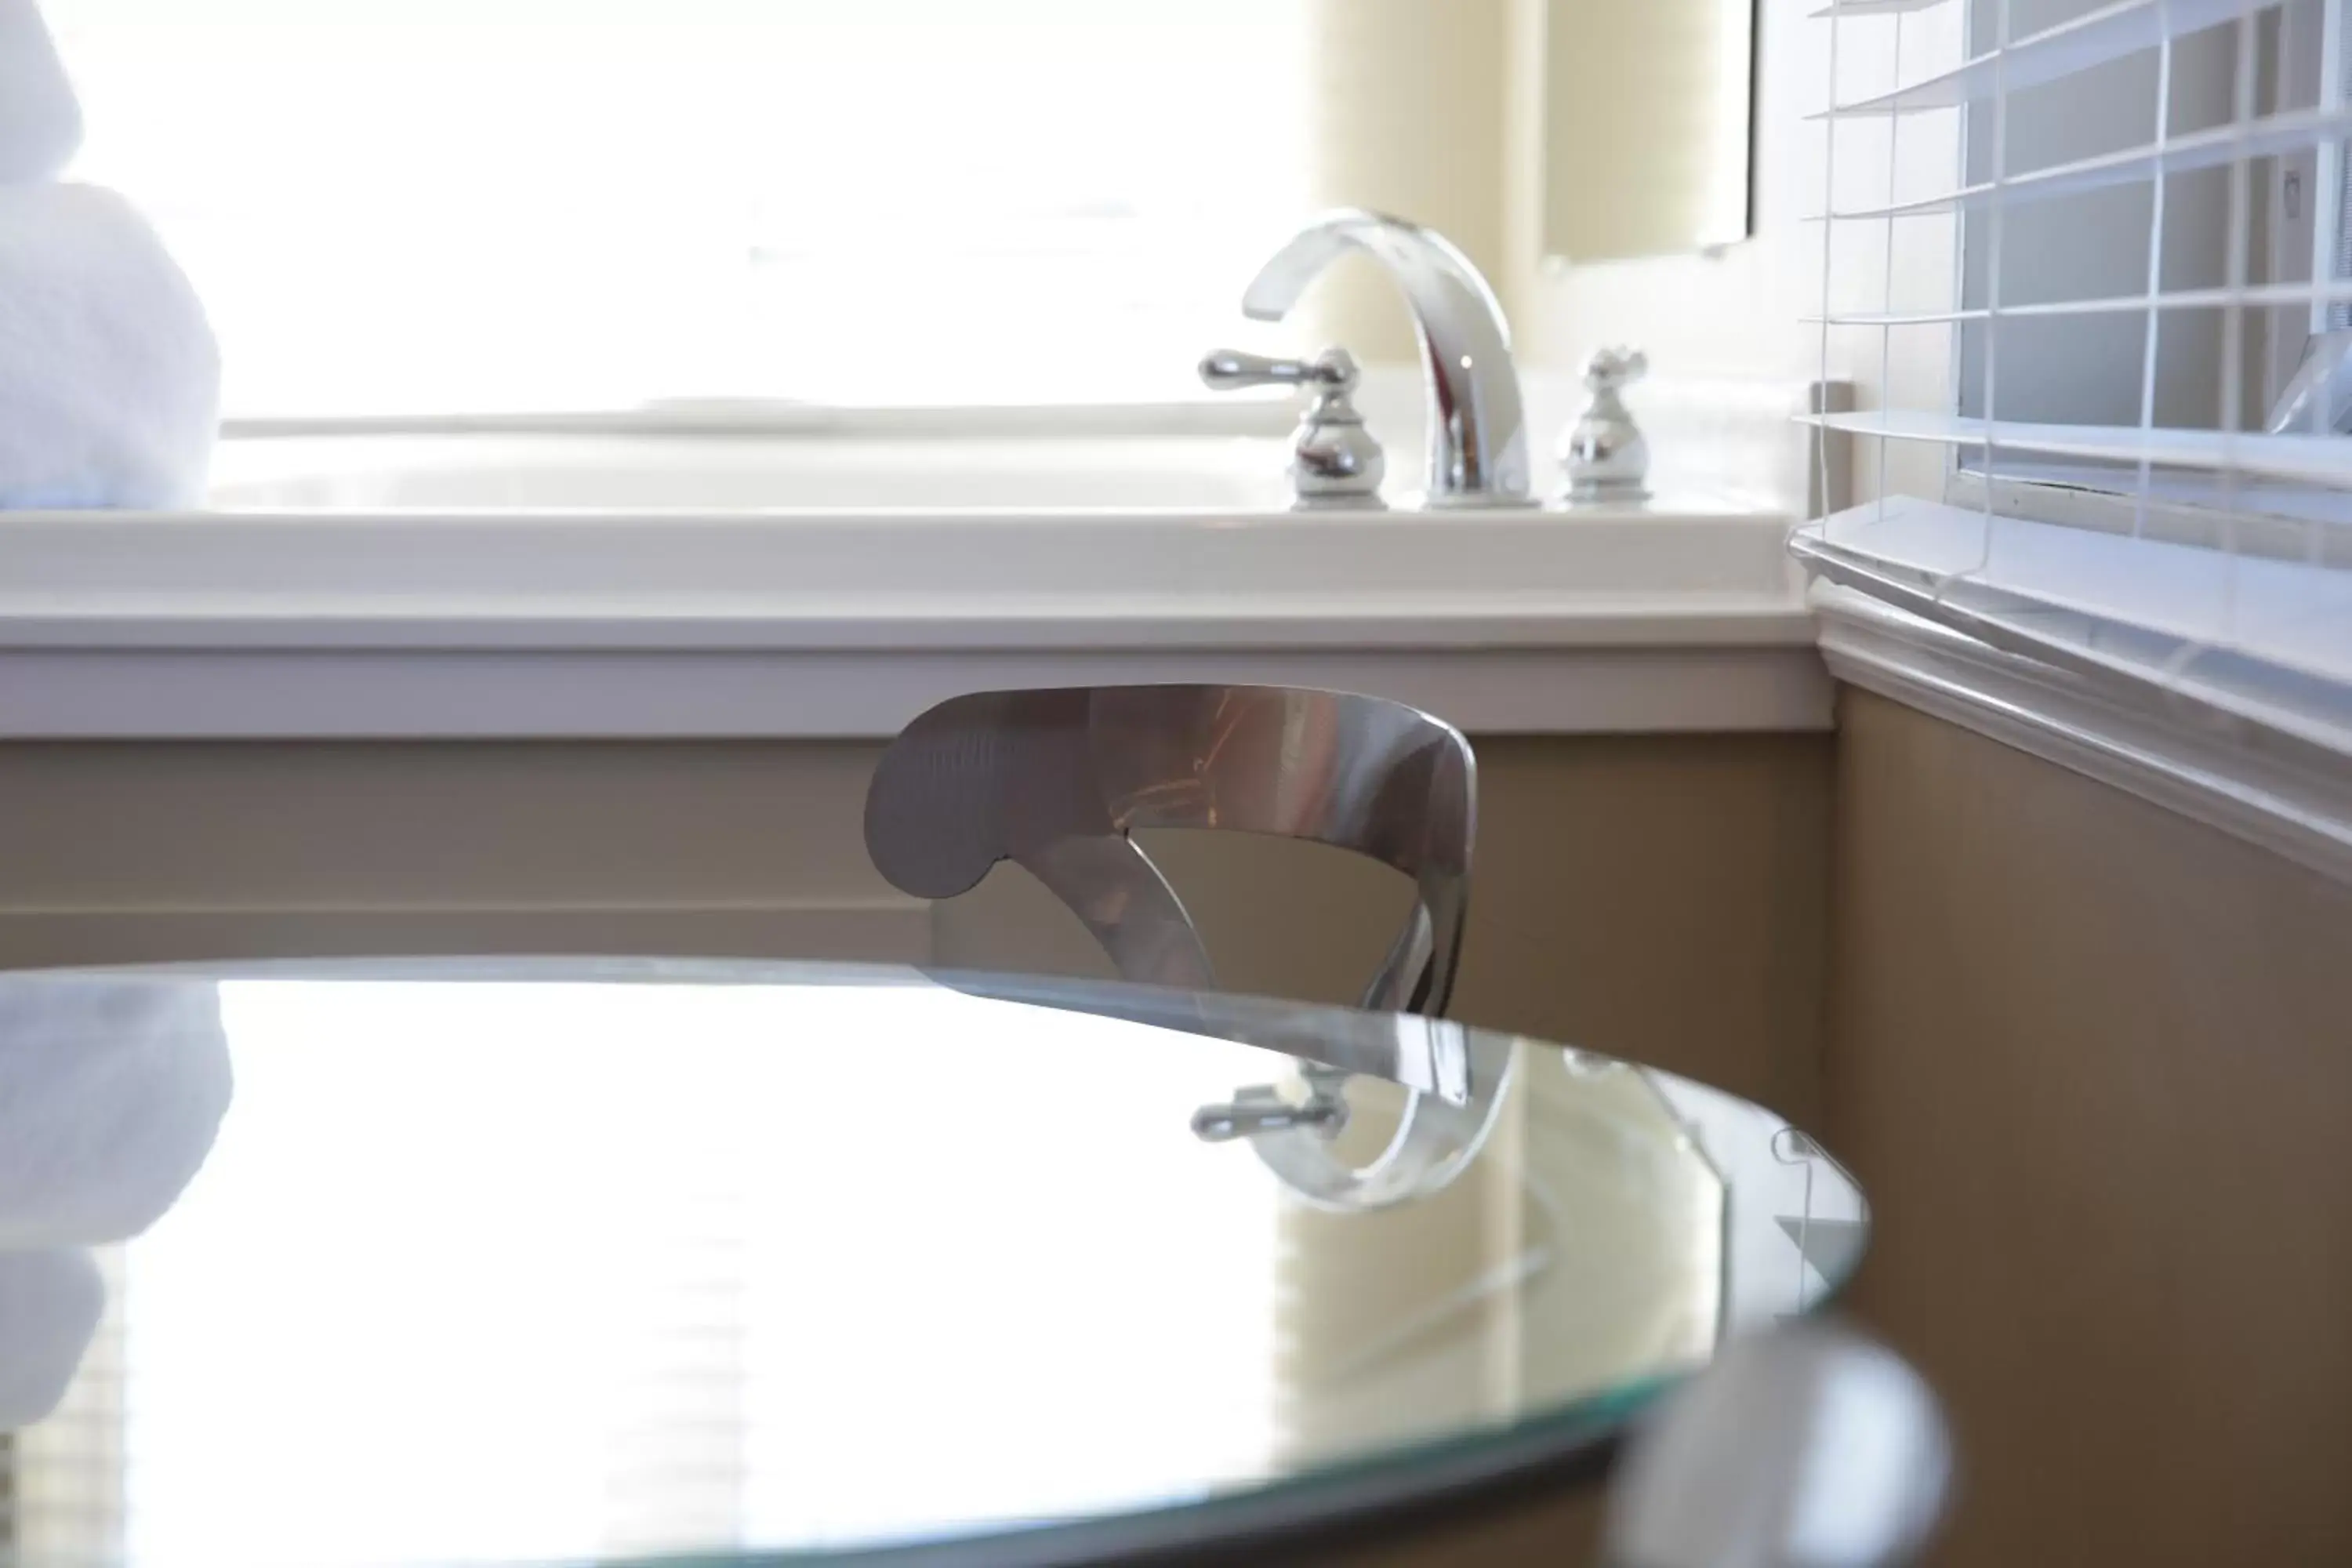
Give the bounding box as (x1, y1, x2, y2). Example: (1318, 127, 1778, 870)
(0, 431, 1827, 739)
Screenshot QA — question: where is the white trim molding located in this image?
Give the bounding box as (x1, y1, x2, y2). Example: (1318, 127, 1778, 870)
(0, 644, 1831, 742)
(1813, 584, 2352, 887)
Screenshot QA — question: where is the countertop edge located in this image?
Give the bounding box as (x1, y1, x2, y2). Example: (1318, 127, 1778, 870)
(0, 502, 1830, 739)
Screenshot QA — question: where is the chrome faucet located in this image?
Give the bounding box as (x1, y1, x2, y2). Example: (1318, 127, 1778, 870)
(1215, 210, 1530, 508)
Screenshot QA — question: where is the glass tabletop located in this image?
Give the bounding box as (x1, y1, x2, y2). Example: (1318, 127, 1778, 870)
(0, 957, 1866, 1567)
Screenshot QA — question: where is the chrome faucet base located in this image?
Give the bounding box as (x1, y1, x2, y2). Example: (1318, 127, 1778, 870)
(1428, 488, 1551, 511)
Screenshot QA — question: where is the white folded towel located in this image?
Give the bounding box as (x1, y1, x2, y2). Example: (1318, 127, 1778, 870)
(0, 977, 234, 1250)
(0, 1248, 103, 1431)
(0, 182, 222, 508)
(0, 0, 80, 186)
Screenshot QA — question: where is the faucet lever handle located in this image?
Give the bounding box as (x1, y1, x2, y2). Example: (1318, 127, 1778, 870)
(1198, 347, 1359, 395)
(1197, 346, 1383, 508)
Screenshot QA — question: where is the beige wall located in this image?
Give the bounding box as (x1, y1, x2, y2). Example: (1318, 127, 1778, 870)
(0, 735, 1831, 1120)
(1297, 0, 1512, 366)
(1823, 690, 2352, 1568)
(0, 741, 930, 971)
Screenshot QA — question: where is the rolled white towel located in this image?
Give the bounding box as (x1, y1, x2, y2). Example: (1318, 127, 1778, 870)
(0, 1248, 103, 1432)
(0, 976, 233, 1250)
(0, 183, 221, 509)
(0, 0, 81, 185)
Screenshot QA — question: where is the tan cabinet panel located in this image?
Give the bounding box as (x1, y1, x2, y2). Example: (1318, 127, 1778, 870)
(1825, 690, 2352, 1568)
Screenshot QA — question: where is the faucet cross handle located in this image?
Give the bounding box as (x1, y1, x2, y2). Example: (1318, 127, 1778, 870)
(1584, 344, 1649, 394)
(1561, 343, 1653, 506)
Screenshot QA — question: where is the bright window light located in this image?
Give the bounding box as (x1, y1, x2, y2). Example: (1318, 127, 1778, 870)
(46, 1, 1308, 416)
(112, 982, 1283, 1564)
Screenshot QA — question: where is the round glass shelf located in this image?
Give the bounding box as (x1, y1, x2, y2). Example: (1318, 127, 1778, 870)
(0, 957, 1865, 1566)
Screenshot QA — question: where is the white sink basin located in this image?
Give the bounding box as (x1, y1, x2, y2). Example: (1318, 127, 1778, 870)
(207, 434, 1295, 514)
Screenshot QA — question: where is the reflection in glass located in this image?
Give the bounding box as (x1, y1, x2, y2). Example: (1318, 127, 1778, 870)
(110, 983, 1281, 1564)
(0, 962, 1864, 1566)
(0, 978, 232, 1566)
(1276, 1056, 1724, 1467)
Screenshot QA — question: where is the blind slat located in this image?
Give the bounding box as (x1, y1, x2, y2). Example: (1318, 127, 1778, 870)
(1818, 0, 2257, 118)
(1813, 103, 2352, 220)
(1809, 0, 1952, 15)
(1807, 0, 2351, 772)
(1806, 278, 2352, 325)
(1800, 408, 2352, 485)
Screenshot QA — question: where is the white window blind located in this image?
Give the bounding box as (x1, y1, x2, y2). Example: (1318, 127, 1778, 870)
(1794, 0, 2352, 760)
(46, 0, 1306, 419)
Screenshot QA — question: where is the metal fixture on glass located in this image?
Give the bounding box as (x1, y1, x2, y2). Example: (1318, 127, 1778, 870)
(863, 684, 1514, 1210)
(1602, 1320, 1952, 1568)
(2265, 328, 2352, 434)
(1200, 209, 1530, 508)
(1560, 345, 1651, 506)
(1196, 345, 1385, 508)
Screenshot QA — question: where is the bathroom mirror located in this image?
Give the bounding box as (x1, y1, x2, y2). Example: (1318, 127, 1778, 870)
(1540, 0, 1759, 264)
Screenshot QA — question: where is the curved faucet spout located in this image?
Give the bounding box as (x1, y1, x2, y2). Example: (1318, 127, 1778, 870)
(1240, 210, 1529, 506)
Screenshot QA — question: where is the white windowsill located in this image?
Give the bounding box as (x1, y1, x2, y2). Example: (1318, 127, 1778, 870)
(1815, 584, 2352, 884)
(1798, 499, 2352, 886)
(1795, 497, 2352, 753)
